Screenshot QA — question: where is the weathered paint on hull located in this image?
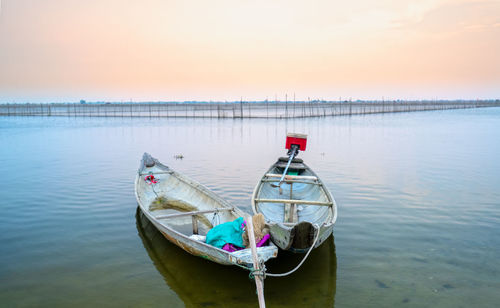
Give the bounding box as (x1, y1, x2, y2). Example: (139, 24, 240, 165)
(252, 158, 338, 253)
(144, 210, 278, 267)
(136, 153, 278, 269)
(267, 221, 334, 252)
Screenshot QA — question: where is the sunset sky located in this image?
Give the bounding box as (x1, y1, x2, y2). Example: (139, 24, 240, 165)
(0, 0, 499, 102)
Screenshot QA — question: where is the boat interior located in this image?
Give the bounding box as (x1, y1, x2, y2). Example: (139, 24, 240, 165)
(136, 154, 278, 266)
(255, 158, 334, 227)
(137, 163, 239, 238)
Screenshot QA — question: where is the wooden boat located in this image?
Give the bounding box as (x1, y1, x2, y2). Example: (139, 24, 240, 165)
(135, 153, 278, 269)
(136, 206, 337, 307)
(251, 156, 338, 253)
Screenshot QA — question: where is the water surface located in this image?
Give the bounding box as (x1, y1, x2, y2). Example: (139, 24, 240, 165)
(1, 108, 499, 307)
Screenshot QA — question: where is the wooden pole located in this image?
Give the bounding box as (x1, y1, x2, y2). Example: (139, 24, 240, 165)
(275, 94, 278, 118)
(266, 98, 269, 118)
(191, 216, 199, 234)
(246, 215, 266, 308)
(285, 93, 288, 118)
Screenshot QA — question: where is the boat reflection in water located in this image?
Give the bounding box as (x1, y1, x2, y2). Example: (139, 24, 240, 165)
(136, 207, 337, 307)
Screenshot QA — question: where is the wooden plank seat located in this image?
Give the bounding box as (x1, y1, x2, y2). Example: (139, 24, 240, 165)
(155, 208, 234, 219)
(261, 179, 322, 185)
(155, 208, 234, 235)
(264, 173, 318, 181)
(253, 198, 332, 206)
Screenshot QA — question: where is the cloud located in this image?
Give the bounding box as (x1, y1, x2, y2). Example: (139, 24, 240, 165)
(393, 0, 500, 34)
(0, 0, 499, 101)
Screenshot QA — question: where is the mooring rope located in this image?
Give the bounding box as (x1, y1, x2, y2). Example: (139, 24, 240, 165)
(265, 224, 320, 277)
(142, 171, 160, 197)
(243, 225, 321, 279)
(249, 265, 267, 280)
(143, 167, 319, 280)
(150, 179, 159, 198)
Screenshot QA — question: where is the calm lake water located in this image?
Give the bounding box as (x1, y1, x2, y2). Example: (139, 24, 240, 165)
(1, 108, 499, 307)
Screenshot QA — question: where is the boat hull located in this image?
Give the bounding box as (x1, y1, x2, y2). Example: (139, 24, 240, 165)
(135, 153, 278, 268)
(252, 158, 337, 252)
(268, 221, 334, 253)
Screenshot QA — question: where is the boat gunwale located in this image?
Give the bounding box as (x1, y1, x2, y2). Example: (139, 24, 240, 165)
(251, 159, 338, 227)
(135, 153, 277, 267)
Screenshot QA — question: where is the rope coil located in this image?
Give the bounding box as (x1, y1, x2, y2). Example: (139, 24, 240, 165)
(249, 268, 266, 280)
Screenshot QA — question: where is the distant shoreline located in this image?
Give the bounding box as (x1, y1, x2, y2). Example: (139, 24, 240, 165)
(1, 100, 499, 119)
(1, 99, 499, 105)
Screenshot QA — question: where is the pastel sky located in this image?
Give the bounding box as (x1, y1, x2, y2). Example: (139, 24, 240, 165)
(0, 0, 499, 102)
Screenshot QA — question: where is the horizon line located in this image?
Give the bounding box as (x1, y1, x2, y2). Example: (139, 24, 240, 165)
(1, 98, 500, 105)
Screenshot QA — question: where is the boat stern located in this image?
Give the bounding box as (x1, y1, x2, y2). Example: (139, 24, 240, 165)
(270, 221, 331, 253)
(228, 246, 279, 268)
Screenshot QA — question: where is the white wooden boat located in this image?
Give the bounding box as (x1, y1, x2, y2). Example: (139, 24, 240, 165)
(135, 153, 278, 268)
(252, 157, 338, 253)
(136, 207, 337, 306)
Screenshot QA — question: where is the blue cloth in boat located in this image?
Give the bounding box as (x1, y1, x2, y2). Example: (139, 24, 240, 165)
(206, 217, 245, 249)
